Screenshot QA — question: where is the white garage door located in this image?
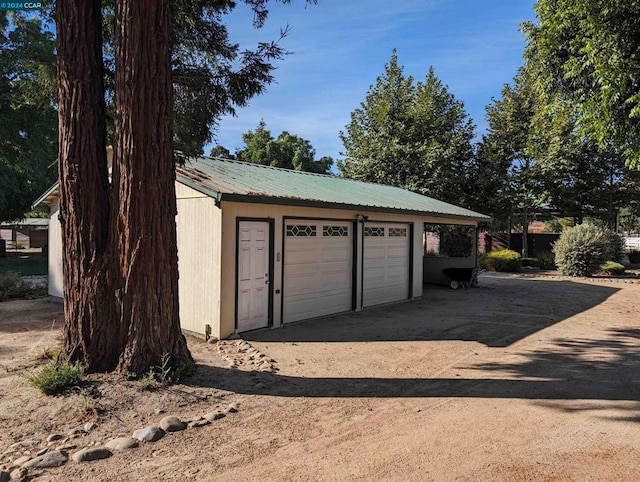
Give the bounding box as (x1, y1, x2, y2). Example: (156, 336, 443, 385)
(363, 223, 410, 307)
(283, 220, 353, 323)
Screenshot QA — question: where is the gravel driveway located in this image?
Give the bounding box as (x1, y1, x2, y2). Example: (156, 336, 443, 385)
(1, 273, 639, 481)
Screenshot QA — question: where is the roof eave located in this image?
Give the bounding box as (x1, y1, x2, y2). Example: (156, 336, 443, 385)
(32, 183, 60, 209)
(219, 193, 491, 222)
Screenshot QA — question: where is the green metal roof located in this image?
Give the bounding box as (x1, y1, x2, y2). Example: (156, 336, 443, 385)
(176, 156, 490, 221)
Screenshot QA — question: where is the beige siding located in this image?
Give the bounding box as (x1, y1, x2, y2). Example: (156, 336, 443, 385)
(176, 184, 222, 338)
(218, 201, 475, 338)
(48, 202, 64, 299)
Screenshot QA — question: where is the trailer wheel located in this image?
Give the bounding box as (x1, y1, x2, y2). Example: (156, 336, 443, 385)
(450, 280, 460, 290)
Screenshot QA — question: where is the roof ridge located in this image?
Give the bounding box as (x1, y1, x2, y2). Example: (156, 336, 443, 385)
(203, 155, 337, 179)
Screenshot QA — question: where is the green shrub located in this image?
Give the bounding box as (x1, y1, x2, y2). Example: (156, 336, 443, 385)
(553, 222, 623, 277)
(479, 249, 521, 272)
(0, 272, 47, 301)
(535, 251, 556, 270)
(28, 361, 84, 395)
(599, 261, 625, 275)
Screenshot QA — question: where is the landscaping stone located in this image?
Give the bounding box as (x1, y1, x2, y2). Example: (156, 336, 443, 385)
(204, 411, 225, 422)
(67, 428, 85, 436)
(8, 441, 36, 451)
(225, 402, 239, 414)
(154, 408, 165, 415)
(188, 419, 210, 429)
(57, 444, 77, 452)
(35, 448, 48, 456)
(46, 434, 62, 443)
(83, 423, 98, 432)
(11, 457, 30, 467)
(132, 427, 165, 443)
(0, 470, 8, 482)
(71, 447, 112, 463)
(254, 382, 266, 389)
(159, 416, 187, 432)
(9, 467, 26, 481)
(22, 450, 67, 469)
(104, 437, 138, 451)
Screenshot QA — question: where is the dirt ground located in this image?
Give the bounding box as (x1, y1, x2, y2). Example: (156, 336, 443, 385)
(1, 273, 639, 481)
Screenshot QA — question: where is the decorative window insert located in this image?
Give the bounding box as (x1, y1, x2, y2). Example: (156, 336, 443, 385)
(389, 227, 407, 237)
(323, 225, 349, 237)
(364, 226, 384, 237)
(286, 224, 317, 237)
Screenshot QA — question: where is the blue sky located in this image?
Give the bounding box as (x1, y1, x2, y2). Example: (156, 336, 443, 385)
(210, 0, 537, 164)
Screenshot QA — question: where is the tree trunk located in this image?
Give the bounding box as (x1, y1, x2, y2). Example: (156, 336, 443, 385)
(56, 0, 118, 371)
(113, 0, 192, 375)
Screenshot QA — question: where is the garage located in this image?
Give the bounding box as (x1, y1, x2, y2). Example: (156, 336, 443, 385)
(363, 223, 411, 307)
(283, 220, 354, 323)
(38, 155, 490, 339)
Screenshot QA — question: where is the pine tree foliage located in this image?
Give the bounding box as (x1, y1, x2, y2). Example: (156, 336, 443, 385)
(338, 51, 475, 205)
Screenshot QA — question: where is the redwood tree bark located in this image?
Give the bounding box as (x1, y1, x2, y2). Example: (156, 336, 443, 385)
(113, 0, 192, 375)
(56, 0, 118, 371)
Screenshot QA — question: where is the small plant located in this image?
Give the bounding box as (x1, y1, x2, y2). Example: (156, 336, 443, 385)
(479, 249, 521, 272)
(599, 261, 625, 276)
(9, 241, 24, 250)
(553, 222, 624, 277)
(0, 272, 47, 301)
(138, 369, 160, 390)
(28, 361, 84, 395)
(535, 251, 556, 270)
(137, 353, 191, 390)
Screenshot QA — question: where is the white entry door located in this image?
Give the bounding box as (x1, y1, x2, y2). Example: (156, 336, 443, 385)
(363, 223, 410, 307)
(237, 221, 270, 332)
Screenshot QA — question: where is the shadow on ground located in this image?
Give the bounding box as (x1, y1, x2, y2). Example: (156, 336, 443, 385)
(244, 278, 620, 348)
(187, 327, 640, 407)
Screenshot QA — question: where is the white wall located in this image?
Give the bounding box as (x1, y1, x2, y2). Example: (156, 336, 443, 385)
(175, 183, 222, 338)
(47, 202, 64, 299)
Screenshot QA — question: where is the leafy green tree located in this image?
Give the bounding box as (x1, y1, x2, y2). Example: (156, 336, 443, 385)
(236, 120, 333, 173)
(0, 13, 57, 221)
(523, 0, 640, 168)
(209, 145, 235, 159)
(476, 69, 545, 257)
(338, 51, 475, 205)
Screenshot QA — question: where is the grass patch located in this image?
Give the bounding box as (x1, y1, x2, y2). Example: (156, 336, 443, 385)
(33, 346, 61, 362)
(27, 361, 84, 395)
(0, 252, 47, 276)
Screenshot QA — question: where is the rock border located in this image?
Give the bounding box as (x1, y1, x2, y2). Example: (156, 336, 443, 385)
(0, 402, 240, 480)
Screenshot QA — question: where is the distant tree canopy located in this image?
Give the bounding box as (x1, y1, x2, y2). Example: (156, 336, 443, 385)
(0, 13, 57, 221)
(233, 120, 333, 173)
(338, 50, 475, 206)
(477, 64, 640, 233)
(0, 2, 298, 220)
(209, 145, 235, 159)
(524, 0, 640, 169)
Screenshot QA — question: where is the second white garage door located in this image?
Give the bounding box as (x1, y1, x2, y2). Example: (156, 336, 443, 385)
(363, 223, 411, 308)
(283, 220, 353, 323)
